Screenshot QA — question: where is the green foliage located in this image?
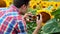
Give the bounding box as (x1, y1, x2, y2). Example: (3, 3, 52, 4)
(27, 8, 60, 34)
(28, 8, 37, 15)
(51, 9, 60, 16)
(41, 8, 60, 34)
(27, 21, 36, 34)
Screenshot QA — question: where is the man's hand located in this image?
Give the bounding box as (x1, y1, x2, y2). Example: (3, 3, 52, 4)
(36, 14, 42, 28)
(32, 14, 42, 34)
(23, 12, 32, 22)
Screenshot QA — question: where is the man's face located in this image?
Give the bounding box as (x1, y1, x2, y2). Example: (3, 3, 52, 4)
(20, 5, 29, 15)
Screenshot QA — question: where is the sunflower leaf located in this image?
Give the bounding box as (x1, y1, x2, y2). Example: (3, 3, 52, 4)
(42, 17, 60, 33)
(28, 8, 37, 15)
(51, 8, 60, 16)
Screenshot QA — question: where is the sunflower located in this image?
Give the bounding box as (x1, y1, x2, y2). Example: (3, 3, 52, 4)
(36, 9, 54, 26)
(48, 1, 55, 6)
(58, 2, 60, 6)
(36, 0, 42, 3)
(4, 0, 13, 7)
(0, 0, 6, 7)
(29, 1, 38, 9)
(39, 1, 49, 9)
(50, 2, 60, 11)
(52, 2, 60, 9)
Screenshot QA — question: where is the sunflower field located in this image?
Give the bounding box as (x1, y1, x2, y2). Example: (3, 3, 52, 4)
(0, 0, 60, 34)
(27, 0, 60, 34)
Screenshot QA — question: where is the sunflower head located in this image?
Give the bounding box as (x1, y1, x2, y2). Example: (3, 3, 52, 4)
(4, 0, 13, 7)
(36, 9, 54, 26)
(52, 2, 59, 9)
(0, 0, 6, 7)
(39, 1, 49, 9)
(58, 2, 60, 6)
(29, 0, 37, 9)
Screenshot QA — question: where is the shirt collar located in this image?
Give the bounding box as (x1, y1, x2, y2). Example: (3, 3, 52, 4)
(10, 5, 20, 12)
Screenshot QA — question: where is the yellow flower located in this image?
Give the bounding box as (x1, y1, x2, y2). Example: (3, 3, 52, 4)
(39, 1, 49, 9)
(48, 1, 55, 6)
(50, 2, 60, 11)
(36, 9, 54, 26)
(29, 1, 37, 9)
(0, 0, 6, 7)
(36, 0, 42, 3)
(29, 0, 43, 9)
(58, 2, 60, 6)
(52, 2, 60, 9)
(36, 9, 51, 16)
(4, 0, 13, 7)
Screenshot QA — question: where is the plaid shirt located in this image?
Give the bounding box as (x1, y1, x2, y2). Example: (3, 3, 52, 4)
(0, 5, 27, 34)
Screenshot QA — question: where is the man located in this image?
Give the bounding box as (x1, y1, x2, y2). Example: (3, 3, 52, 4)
(0, 0, 42, 34)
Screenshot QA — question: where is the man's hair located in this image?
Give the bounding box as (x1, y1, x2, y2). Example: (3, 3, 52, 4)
(13, 0, 30, 8)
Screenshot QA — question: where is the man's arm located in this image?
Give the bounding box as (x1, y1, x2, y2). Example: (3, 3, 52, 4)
(32, 14, 42, 34)
(32, 24, 42, 34)
(24, 13, 42, 34)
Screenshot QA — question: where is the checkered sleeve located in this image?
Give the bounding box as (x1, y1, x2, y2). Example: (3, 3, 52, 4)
(17, 20, 27, 34)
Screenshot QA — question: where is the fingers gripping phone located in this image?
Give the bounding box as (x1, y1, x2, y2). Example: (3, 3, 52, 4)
(37, 15, 40, 20)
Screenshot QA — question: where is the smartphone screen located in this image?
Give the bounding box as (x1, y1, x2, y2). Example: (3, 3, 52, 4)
(37, 15, 40, 20)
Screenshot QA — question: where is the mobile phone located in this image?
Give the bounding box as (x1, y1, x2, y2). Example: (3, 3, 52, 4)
(37, 15, 40, 20)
